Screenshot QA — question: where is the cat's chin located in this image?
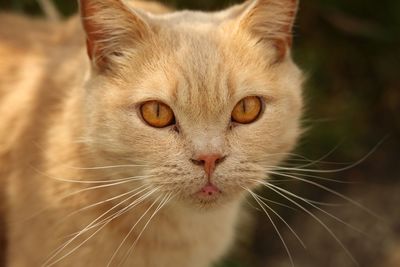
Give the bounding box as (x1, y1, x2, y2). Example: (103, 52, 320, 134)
(194, 191, 222, 204)
(183, 190, 240, 210)
(189, 197, 230, 209)
(180, 182, 251, 209)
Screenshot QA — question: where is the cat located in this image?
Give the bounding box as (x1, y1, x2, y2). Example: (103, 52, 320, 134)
(0, 0, 303, 266)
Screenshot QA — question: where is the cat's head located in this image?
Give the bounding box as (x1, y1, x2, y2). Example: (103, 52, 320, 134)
(79, 0, 303, 208)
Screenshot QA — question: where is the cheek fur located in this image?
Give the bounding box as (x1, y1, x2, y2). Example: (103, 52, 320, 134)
(83, 47, 303, 206)
(85, 92, 301, 201)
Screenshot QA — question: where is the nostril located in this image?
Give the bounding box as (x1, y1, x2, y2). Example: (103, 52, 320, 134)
(190, 155, 227, 166)
(190, 159, 205, 166)
(191, 154, 227, 177)
(215, 155, 227, 165)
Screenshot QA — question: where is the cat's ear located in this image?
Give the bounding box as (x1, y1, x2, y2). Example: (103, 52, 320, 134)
(238, 0, 299, 63)
(79, 0, 151, 72)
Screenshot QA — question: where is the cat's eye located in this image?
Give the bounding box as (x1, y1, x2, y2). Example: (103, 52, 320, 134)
(140, 101, 175, 128)
(231, 96, 262, 124)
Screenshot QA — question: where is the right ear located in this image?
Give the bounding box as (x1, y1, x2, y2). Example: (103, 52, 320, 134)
(79, 0, 152, 72)
(235, 0, 299, 63)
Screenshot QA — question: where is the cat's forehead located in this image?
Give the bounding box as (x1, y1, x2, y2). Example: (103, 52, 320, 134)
(151, 52, 227, 125)
(170, 52, 232, 122)
(130, 11, 277, 123)
(141, 20, 235, 120)
(154, 10, 227, 27)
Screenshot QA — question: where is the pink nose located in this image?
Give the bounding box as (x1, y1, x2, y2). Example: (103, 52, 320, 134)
(191, 154, 226, 177)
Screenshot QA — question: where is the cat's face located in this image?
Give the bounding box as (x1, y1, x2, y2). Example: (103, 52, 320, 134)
(81, 0, 303, 207)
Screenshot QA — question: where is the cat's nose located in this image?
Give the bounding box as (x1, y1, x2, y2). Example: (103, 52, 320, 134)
(191, 154, 226, 177)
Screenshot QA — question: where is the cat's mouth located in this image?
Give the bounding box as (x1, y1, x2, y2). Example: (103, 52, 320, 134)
(193, 183, 222, 202)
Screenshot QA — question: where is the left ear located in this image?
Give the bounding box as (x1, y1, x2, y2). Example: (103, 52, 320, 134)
(238, 0, 299, 63)
(79, 0, 152, 72)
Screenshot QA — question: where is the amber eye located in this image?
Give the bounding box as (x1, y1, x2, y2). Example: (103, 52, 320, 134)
(140, 101, 175, 128)
(231, 96, 262, 124)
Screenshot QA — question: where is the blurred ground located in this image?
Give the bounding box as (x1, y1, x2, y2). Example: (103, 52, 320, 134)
(1, 0, 399, 266)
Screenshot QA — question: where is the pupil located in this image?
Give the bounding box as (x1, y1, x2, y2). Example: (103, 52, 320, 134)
(242, 100, 247, 113)
(156, 103, 160, 118)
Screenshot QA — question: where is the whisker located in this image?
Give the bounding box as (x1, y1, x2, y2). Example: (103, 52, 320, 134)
(269, 181, 344, 207)
(22, 176, 151, 225)
(107, 194, 164, 266)
(272, 137, 386, 174)
(253, 148, 348, 167)
(263, 152, 316, 162)
(253, 193, 298, 211)
(245, 188, 295, 267)
(246, 188, 306, 249)
(66, 186, 159, 237)
(43, 187, 158, 266)
(265, 182, 370, 237)
(57, 184, 149, 225)
(269, 179, 302, 183)
(70, 164, 148, 170)
(32, 165, 153, 184)
(283, 158, 351, 166)
(47, 175, 152, 185)
(266, 171, 382, 219)
(59, 176, 151, 202)
(116, 193, 173, 267)
(254, 180, 359, 266)
(287, 143, 342, 170)
(273, 170, 355, 184)
(44, 189, 145, 266)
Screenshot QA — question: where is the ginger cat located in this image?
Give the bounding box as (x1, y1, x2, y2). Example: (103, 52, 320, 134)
(0, 0, 303, 266)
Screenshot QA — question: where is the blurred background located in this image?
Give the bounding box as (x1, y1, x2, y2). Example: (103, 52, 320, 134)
(1, 0, 399, 266)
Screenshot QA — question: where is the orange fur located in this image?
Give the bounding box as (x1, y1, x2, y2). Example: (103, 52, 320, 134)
(0, 0, 303, 266)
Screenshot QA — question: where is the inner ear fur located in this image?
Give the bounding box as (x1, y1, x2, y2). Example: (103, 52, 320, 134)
(238, 0, 299, 63)
(79, 0, 152, 72)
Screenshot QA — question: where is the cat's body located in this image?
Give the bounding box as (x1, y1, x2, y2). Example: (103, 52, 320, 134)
(1, 9, 238, 267)
(0, 0, 303, 266)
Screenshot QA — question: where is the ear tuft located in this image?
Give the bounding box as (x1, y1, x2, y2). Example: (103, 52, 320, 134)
(79, 0, 151, 72)
(239, 0, 299, 63)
